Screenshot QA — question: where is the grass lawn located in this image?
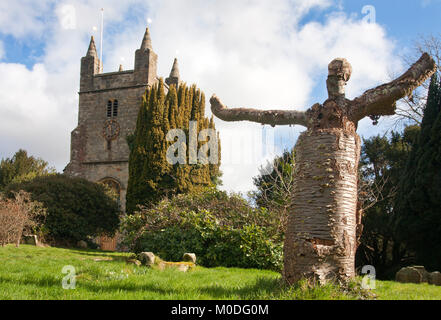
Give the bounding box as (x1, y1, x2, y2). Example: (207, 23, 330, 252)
(0, 245, 440, 300)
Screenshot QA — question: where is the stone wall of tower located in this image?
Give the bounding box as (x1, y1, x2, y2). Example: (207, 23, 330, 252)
(77, 75, 147, 164)
(134, 49, 158, 85)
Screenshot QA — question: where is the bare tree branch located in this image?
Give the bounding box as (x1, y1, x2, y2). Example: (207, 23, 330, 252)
(209, 94, 309, 127)
(392, 34, 441, 125)
(351, 53, 437, 122)
(358, 173, 397, 212)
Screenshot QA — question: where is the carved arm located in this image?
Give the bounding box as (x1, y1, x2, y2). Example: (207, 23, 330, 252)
(209, 94, 309, 127)
(351, 52, 436, 122)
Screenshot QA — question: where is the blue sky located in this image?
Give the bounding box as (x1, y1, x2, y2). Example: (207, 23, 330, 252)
(0, 0, 440, 193)
(3, 1, 440, 69)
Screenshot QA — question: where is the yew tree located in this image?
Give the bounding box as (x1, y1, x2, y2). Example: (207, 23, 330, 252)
(210, 53, 436, 285)
(127, 80, 221, 213)
(394, 74, 441, 271)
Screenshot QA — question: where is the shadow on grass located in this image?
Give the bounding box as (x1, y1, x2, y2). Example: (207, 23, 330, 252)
(198, 277, 284, 299)
(67, 250, 129, 263)
(0, 275, 61, 289)
(76, 276, 284, 300)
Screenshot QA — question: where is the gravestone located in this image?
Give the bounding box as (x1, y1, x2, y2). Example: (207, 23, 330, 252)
(183, 253, 197, 264)
(139, 252, 156, 266)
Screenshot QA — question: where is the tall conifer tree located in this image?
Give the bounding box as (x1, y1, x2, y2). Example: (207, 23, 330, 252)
(127, 80, 221, 213)
(395, 74, 441, 270)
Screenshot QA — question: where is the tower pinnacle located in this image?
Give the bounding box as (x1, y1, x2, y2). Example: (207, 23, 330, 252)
(166, 58, 180, 87)
(169, 58, 180, 78)
(140, 27, 153, 50)
(87, 36, 98, 57)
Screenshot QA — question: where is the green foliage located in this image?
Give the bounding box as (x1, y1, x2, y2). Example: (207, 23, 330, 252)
(120, 188, 283, 271)
(394, 74, 441, 271)
(4, 174, 120, 244)
(126, 80, 221, 213)
(0, 149, 55, 190)
(251, 149, 296, 236)
(356, 126, 418, 279)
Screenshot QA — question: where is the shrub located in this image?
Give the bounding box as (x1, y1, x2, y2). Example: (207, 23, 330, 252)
(120, 188, 283, 271)
(5, 174, 120, 245)
(0, 191, 46, 246)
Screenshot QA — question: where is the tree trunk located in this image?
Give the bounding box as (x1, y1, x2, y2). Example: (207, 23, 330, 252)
(283, 128, 361, 284)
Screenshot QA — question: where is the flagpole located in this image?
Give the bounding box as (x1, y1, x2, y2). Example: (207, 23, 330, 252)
(100, 8, 104, 72)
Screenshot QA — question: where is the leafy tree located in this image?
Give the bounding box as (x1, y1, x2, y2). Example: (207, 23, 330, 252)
(394, 74, 441, 271)
(5, 174, 120, 245)
(251, 149, 296, 238)
(126, 80, 221, 213)
(0, 149, 55, 190)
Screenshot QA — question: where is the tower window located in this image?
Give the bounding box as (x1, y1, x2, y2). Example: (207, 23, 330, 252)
(107, 101, 112, 118)
(107, 100, 119, 118)
(113, 100, 118, 117)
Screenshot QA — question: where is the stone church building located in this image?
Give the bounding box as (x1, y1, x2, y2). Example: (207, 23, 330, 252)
(64, 28, 180, 216)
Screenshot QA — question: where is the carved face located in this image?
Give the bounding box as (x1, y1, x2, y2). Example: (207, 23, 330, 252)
(326, 58, 352, 98)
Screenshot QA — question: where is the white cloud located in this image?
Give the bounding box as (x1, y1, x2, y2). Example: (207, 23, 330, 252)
(0, 0, 406, 195)
(0, 41, 4, 60)
(0, 63, 73, 169)
(0, 0, 53, 38)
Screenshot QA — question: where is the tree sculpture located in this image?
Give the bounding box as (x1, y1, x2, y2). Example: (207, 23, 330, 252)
(210, 53, 436, 285)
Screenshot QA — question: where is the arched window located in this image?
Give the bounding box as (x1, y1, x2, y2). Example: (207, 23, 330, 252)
(113, 100, 118, 117)
(107, 101, 112, 118)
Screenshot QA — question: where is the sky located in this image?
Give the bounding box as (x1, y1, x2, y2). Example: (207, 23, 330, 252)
(0, 0, 440, 194)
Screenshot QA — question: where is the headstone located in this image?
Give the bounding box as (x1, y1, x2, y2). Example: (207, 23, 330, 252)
(428, 271, 441, 286)
(395, 267, 422, 284)
(183, 253, 196, 264)
(157, 261, 192, 272)
(77, 240, 88, 249)
(411, 265, 429, 282)
(139, 252, 156, 266)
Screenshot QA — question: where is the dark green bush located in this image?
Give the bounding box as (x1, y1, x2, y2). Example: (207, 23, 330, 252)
(120, 188, 283, 271)
(5, 174, 120, 244)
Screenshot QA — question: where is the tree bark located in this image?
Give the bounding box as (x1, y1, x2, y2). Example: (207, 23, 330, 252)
(351, 52, 436, 122)
(210, 95, 309, 127)
(283, 128, 360, 284)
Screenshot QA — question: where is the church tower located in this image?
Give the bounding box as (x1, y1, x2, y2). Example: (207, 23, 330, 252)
(64, 28, 160, 213)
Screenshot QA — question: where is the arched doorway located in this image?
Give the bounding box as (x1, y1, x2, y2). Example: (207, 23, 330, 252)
(98, 177, 122, 251)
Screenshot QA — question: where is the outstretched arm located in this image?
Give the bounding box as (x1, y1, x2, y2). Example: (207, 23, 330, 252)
(351, 52, 436, 122)
(209, 94, 309, 127)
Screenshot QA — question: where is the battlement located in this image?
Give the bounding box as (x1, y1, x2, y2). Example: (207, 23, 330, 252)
(95, 70, 134, 77)
(80, 28, 158, 92)
(80, 69, 138, 93)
